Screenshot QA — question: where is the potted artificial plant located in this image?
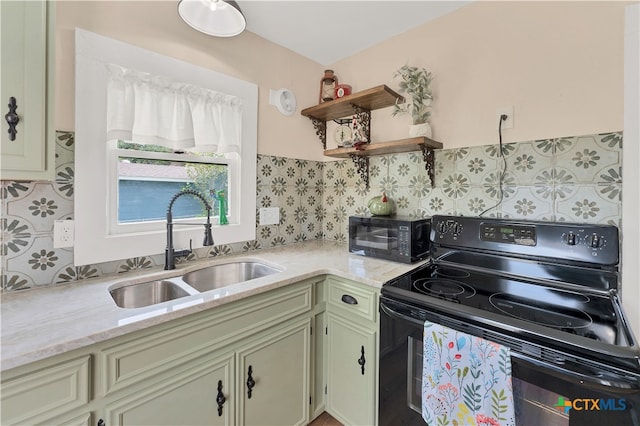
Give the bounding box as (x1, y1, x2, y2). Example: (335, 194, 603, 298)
(392, 64, 433, 138)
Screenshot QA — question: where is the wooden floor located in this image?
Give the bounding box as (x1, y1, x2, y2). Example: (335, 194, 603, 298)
(308, 412, 343, 426)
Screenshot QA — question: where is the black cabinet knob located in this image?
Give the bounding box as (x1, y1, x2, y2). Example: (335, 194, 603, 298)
(358, 345, 366, 375)
(246, 365, 255, 398)
(5, 97, 19, 141)
(216, 380, 226, 416)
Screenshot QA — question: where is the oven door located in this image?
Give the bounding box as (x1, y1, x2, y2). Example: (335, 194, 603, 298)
(379, 297, 640, 426)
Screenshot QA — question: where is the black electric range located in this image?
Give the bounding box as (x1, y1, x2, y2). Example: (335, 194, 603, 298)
(382, 215, 640, 372)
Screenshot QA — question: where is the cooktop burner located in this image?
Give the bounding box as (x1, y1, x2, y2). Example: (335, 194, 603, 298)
(431, 267, 470, 279)
(413, 278, 476, 301)
(489, 292, 593, 329)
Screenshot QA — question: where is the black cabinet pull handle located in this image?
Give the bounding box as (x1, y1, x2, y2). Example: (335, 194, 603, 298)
(97, 420, 105, 426)
(5, 97, 19, 141)
(246, 365, 255, 398)
(341, 294, 358, 305)
(216, 380, 226, 416)
(358, 345, 366, 375)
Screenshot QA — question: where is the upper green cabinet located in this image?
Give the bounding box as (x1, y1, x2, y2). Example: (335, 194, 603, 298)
(0, 0, 55, 181)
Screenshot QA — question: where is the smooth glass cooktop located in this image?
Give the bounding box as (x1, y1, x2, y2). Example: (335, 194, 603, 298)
(384, 263, 620, 345)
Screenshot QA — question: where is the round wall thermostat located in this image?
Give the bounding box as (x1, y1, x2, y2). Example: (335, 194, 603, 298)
(269, 88, 297, 116)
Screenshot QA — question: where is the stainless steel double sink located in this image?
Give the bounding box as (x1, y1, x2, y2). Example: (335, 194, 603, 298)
(109, 261, 282, 309)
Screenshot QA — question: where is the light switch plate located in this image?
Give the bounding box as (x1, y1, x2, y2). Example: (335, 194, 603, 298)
(259, 207, 280, 225)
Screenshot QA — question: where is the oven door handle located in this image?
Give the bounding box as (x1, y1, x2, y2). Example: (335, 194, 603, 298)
(380, 300, 426, 326)
(510, 351, 640, 391)
(380, 300, 640, 392)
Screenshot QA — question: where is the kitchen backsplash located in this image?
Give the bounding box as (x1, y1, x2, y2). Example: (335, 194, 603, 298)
(323, 132, 623, 240)
(1, 131, 622, 291)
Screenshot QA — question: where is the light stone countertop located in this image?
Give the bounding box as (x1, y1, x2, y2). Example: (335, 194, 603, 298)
(0, 240, 426, 372)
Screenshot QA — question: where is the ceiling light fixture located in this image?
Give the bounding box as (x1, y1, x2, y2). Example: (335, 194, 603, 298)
(178, 0, 246, 38)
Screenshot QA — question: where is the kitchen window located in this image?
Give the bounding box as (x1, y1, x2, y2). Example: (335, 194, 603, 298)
(74, 29, 257, 266)
(112, 142, 229, 225)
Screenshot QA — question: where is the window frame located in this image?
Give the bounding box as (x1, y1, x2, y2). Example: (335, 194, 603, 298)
(74, 29, 257, 266)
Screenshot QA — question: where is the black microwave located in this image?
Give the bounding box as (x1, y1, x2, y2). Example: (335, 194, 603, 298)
(348, 215, 431, 263)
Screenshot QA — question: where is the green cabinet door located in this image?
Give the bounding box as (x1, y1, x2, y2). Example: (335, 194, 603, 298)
(105, 352, 235, 426)
(237, 318, 311, 426)
(0, 0, 54, 180)
(0, 356, 91, 426)
(326, 313, 377, 426)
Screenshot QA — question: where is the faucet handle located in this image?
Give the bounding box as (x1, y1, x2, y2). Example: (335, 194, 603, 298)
(173, 239, 193, 259)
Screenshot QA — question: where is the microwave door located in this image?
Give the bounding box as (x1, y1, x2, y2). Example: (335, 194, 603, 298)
(355, 227, 399, 250)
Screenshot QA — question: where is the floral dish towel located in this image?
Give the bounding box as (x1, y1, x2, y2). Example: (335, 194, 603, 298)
(422, 320, 516, 426)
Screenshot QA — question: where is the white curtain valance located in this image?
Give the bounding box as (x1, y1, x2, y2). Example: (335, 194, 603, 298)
(106, 64, 243, 153)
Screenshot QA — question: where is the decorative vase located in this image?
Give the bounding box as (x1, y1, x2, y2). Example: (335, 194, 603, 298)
(368, 192, 393, 216)
(409, 122, 432, 138)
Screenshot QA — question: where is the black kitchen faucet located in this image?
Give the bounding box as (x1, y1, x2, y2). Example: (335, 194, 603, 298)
(164, 189, 214, 270)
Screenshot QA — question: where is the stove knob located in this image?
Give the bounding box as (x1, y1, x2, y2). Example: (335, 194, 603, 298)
(452, 222, 462, 234)
(565, 232, 577, 246)
(437, 221, 448, 234)
(587, 233, 604, 248)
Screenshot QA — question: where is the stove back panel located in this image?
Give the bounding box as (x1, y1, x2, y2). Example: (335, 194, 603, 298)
(431, 215, 619, 266)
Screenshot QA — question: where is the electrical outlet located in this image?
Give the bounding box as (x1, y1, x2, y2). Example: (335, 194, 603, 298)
(53, 219, 74, 248)
(496, 106, 514, 129)
(259, 207, 280, 225)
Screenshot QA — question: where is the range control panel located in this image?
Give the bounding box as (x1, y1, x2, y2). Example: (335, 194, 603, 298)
(431, 215, 619, 266)
(480, 224, 536, 246)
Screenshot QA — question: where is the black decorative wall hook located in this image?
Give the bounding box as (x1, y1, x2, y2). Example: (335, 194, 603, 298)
(5, 97, 19, 141)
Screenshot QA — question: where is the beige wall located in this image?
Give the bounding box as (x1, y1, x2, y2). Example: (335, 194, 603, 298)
(55, 1, 325, 161)
(330, 1, 628, 150)
(56, 1, 629, 158)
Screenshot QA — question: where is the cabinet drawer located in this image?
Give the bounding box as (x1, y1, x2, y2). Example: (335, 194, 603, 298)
(327, 277, 378, 322)
(0, 356, 91, 425)
(101, 281, 313, 395)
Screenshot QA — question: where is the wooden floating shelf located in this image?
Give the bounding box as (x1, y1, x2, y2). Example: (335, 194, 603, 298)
(301, 85, 443, 188)
(323, 137, 443, 158)
(301, 85, 403, 122)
